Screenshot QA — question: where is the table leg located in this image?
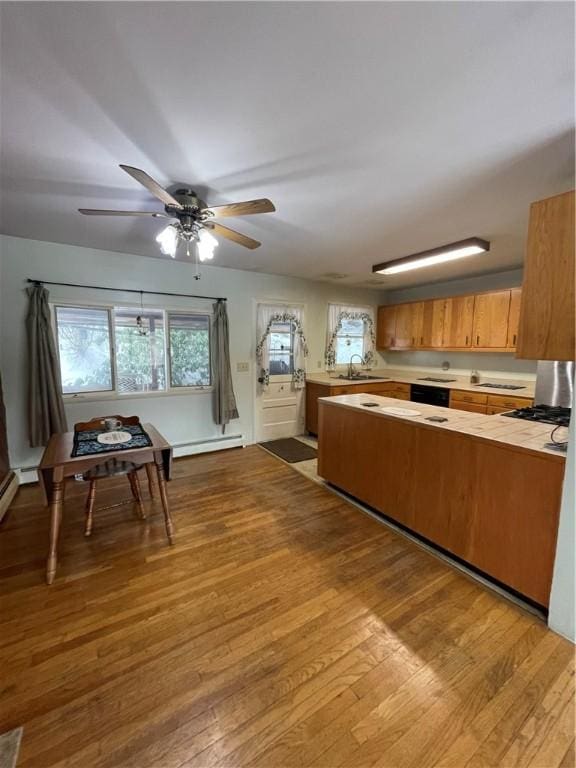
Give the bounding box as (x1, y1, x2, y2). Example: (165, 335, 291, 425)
(145, 462, 156, 498)
(155, 460, 174, 545)
(46, 479, 65, 584)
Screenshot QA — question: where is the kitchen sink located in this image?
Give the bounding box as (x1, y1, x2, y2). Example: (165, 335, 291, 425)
(336, 374, 389, 381)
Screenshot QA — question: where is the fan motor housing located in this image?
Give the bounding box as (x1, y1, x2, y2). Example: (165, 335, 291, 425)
(165, 190, 207, 229)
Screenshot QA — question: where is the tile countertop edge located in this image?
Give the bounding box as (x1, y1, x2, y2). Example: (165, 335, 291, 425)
(306, 370, 536, 397)
(317, 393, 565, 461)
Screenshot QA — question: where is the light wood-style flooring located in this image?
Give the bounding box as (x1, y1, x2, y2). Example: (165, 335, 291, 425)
(0, 446, 574, 767)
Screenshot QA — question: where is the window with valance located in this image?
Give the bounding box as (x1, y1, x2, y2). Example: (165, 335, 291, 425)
(324, 303, 376, 370)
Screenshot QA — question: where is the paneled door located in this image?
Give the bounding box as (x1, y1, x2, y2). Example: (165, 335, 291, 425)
(254, 306, 305, 442)
(443, 295, 475, 347)
(472, 291, 511, 348)
(420, 299, 446, 347)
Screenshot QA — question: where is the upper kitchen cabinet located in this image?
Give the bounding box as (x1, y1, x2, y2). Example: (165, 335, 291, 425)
(507, 288, 521, 348)
(421, 299, 446, 347)
(376, 305, 396, 349)
(517, 190, 575, 361)
(472, 290, 511, 349)
(443, 295, 475, 348)
(394, 302, 423, 348)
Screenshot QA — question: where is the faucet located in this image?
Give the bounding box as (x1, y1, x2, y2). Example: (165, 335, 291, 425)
(347, 354, 365, 379)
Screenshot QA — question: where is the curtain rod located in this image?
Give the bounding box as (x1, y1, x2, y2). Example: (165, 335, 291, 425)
(26, 279, 226, 302)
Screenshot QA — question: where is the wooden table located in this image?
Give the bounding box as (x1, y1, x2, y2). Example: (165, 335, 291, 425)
(38, 423, 174, 584)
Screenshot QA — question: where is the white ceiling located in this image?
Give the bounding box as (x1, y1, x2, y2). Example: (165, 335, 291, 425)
(0, 1, 574, 289)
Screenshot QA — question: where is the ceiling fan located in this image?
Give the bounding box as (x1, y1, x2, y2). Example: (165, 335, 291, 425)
(79, 164, 276, 270)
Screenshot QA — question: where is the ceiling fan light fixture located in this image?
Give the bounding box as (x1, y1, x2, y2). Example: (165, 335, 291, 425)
(197, 228, 218, 262)
(156, 223, 180, 257)
(372, 237, 490, 276)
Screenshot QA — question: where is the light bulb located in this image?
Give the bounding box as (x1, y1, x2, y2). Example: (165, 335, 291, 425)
(197, 228, 218, 262)
(156, 224, 179, 257)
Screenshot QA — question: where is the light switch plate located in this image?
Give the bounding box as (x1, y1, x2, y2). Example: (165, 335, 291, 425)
(236, 361, 249, 373)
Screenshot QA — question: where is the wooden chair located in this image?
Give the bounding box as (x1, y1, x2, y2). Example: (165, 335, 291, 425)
(74, 415, 150, 537)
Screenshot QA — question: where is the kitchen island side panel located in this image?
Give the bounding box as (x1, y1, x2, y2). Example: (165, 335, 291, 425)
(317, 401, 564, 606)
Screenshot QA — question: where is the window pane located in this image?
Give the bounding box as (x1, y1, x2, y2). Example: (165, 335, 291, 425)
(169, 313, 211, 387)
(114, 308, 166, 393)
(339, 318, 364, 335)
(269, 322, 294, 375)
(335, 335, 364, 364)
(56, 306, 113, 394)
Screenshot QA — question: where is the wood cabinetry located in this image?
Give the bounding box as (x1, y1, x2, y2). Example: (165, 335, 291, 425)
(517, 190, 575, 361)
(318, 401, 565, 606)
(376, 306, 396, 349)
(472, 291, 511, 348)
(449, 389, 533, 415)
(377, 289, 519, 352)
(306, 380, 400, 434)
(507, 288, 521, 349)
(443, 295, 475, 348)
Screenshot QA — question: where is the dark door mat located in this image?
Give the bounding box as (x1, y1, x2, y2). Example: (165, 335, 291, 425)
(258, 438, 317, 463)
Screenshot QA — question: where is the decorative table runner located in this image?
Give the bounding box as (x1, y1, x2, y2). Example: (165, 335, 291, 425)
(71, 424, 153, 458)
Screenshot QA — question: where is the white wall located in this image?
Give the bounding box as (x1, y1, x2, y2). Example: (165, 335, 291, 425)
(381, 268, 538, 378)
(549, 415, 575, 642)
(0, 235, 384, 470)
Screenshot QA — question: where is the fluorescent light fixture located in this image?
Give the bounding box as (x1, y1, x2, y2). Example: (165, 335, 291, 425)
(156, 223, 179, 257)
(372, 237, 490, 275)
(197, 228, 218, 262)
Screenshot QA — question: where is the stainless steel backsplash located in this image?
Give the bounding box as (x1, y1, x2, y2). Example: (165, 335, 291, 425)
(534, 361, 575, 407)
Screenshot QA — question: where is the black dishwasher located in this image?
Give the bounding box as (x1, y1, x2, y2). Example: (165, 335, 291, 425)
(410, 384, 450, 407)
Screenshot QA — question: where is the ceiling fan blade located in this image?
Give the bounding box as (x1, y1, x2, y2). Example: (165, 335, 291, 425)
(79, 208, 170, 217)
(206, 222, 261, 249)
(119, 164, 183, 209)
(202, 198, 275, 218)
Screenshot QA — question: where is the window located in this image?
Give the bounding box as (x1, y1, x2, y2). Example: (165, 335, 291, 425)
(54, 304, 212, 397)
(55, 306, 113, 394)
(335, 317, 365, 364)
(114, 307, 166, 393)
(268, 321, 294, 375)
(168, 313, 211, 387)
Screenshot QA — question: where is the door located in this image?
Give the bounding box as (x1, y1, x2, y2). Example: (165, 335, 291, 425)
(507, 288, 521, 348)
(377, 306, 396, 349)
(472, 291, 511, 348)
(443, 295, 475, 347)
(420, 299, 446, 347)
(255, 312, 305, 442)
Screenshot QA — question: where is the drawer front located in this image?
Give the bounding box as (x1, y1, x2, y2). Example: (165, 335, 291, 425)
(486, 405, 513, 415)
(451, 401, 488, 414)
(486, 394, 534, 409)
(450, 390, 488, 405)
(353, 382, 394, 394)
(389, 382, 411, 395)
(390, 392, 411, 401)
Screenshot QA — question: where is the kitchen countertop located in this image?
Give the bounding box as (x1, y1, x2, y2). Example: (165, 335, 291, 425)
(318, 392, 566, 459)
(306, 368, 536, 398)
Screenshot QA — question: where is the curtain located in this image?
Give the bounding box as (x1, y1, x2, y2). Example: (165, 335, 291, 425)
(255, 304, 309, 389)
(324, 303, 376, 371)
(27, 284, 68, 446)
(212, 300, 239, 433)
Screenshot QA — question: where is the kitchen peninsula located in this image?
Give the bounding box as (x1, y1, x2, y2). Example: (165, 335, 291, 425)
(317, 392, 566, 608)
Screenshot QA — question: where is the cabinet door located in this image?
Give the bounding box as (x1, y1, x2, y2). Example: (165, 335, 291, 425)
(394, 303, 414, 348)
(376, 306, 396, 349)
(410, 302, 425, 348)
(507, 288, 521, 348)
(443, 296, 475, 347)
(472, 291, 511, 348)
(517, 190, 575, 361)
(420, 299, 446, 347)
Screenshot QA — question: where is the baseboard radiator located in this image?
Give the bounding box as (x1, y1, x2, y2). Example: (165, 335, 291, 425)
(0, 471, 19, 522)
(14, 434, 246, 485)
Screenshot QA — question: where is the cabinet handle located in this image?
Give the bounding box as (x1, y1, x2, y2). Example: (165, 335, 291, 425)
(513, 334, 517, 346)
(476, 335, 480, 346)
(420, 336, 424, 345)
(411, 337, 415, 346)
(465, 335, 468, 345)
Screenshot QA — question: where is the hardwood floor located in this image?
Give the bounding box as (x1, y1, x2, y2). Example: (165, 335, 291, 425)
(0, 446, 573, 768)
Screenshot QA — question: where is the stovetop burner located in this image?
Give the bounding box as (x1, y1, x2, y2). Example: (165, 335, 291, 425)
(417, 377, 457, 383)
(502, 404, 571, 426)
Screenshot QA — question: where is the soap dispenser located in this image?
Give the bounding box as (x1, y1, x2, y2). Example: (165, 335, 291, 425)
(470, 369, 480, 385)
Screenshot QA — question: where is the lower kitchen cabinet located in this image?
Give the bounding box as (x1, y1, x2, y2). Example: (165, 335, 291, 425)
(318, 401, 564, 606)
(305, 381, 398, 434)
(449, 389, 533, 414)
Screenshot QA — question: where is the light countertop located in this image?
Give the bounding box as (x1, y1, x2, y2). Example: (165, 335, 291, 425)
(318, 392, 566, 459)
(306, 368, 536, 398)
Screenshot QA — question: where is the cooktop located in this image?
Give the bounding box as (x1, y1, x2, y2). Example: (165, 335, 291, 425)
(416, 377, 457, 383)
(502, 404, 571, 427)
(474, 383, 526, 390)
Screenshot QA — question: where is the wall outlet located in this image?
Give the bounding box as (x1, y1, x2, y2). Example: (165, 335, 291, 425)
(236, 361, 249, 373)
